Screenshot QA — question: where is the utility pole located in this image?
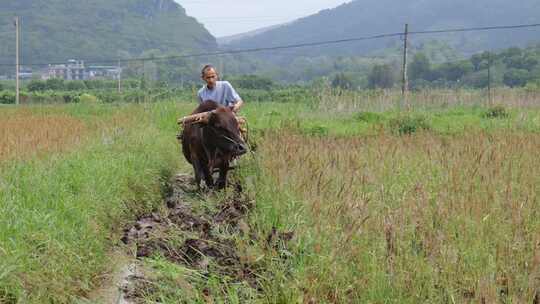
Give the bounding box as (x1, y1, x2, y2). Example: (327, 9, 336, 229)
(219, 56, 224, 79)
(401, 23, 409, 109)
(14, 16, 20, 105)
(487, 52, 492, 106)
(117, 61, 122, 93)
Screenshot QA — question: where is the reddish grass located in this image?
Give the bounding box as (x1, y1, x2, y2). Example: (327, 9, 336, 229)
(258, 130, 540, 302)
(0, 112, 88, 161)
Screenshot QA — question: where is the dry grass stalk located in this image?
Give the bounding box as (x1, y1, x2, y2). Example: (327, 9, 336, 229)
(0, 113, 87, 161)
(258, 130, 540, 302)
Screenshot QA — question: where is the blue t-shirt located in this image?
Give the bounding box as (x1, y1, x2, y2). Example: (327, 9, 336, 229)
(197, 81, 241, 107)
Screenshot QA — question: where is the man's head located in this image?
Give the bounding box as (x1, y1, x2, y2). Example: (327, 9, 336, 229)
(201, 64, 218, 89)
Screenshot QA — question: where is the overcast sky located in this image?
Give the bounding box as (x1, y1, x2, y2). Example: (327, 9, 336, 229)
(176, 1, 351, 37)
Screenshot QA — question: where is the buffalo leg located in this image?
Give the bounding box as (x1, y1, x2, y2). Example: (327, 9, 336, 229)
(193, 164, 202, 188)
(201, 164, 214, 189)
(216, 164, 229, 190)
(193, 160, 213, 189)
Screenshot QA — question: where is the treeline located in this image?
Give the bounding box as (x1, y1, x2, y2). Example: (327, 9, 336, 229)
(356, 44, 540, 90)
(408, 46, 540, 89)
(26, 78, 141, 92)
(0, 76, 310, 104)
(0, 88, 193, 104)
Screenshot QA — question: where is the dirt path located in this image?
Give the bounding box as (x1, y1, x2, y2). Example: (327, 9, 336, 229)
(120, 173, 259, 302)
(86, 172, 291, 303)
(81, 253, 139, 304)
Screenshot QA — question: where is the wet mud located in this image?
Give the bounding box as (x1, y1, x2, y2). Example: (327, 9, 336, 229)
(119, 173, 279, 302)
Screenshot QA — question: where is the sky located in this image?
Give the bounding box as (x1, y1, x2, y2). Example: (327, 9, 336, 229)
(176, 0, 351, 37)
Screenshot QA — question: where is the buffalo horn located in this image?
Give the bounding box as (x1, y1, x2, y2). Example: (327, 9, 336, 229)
(178, 111, 213, 125)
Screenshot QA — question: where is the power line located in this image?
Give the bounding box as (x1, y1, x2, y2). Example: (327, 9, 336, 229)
(409, 23, 540, 35)
(0, 32, 403, 67)
(1, 22, 539, 67)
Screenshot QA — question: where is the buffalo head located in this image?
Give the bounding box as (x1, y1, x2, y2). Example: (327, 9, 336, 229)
(179, 107, 247, 156)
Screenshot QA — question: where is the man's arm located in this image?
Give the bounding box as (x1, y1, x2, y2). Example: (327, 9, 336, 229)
(224, 81, 244, 113)
(232, 99, 244, 113)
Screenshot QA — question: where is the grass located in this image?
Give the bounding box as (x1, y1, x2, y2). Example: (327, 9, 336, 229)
(0, 101, 189, 303)
(1, 88, 540, 302)
(244, 130, 540, 302)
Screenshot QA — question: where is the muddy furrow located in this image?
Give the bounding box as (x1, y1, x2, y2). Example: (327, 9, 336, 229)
(118, 173, 267, 302)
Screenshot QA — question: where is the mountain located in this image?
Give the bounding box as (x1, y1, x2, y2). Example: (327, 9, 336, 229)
(225, 0, 540, 57)
(217, 23, 287, 46)
(0, 0, 216, 70)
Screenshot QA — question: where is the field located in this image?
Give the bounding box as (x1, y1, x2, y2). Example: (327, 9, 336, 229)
(1, 88, 540, 303)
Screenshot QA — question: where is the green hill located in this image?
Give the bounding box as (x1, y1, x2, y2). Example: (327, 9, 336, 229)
(0, 0, 216, 72)
(225, 0, 540, 56)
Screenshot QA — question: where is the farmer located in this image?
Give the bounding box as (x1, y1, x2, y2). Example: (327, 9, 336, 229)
(198, 64, 244, 113)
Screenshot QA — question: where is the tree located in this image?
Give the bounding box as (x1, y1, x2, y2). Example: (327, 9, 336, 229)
(65, 81, 87, 91)
(462, 70, 490, 88)
(368, 64, 396, 89)
(471, 51, 493, 71)
(503, 69, 531, 87)
(331, 73, 354, 90)
(27, 80, 48, 92)
(503, 54, 538, 71)
(436, 61, 474, 81)
(229, 75, 275, 90)
(45, 78, 65, 90)
(408, 53, 431, 81)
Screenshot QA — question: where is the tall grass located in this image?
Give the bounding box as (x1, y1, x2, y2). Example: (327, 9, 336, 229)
(245, 130, 540, 303)
(0, 101, 189, 303)
(1, 89, 540, 302)
(317, 87, 540, 113)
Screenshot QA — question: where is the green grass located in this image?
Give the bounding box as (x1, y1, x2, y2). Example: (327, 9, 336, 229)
(0, 101, 188, 303)
(242, 102, 540, 136)
(243, 130, 540, 302)
(1, 93, 540, 302)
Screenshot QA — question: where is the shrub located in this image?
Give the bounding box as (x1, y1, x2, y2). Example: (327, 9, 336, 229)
(353, 111, 384, 123)
(45, 78, 66, 90)
(62, 92, 80, 103)
(503, 69, 531, 87)
(368, 64, 397, 89)
(331, 73, 354, 90)
(0, 90, 15, 104)
(525, 80, 540, 92)
(27, 79, 48, 92)
(388, 114, 430, 135)
(65, 81, 87, 91)
(482, 105, 509, 119)
(303, 125, 329, 136)
(79, 93, 99, 104)
(229, 75, 275, 90)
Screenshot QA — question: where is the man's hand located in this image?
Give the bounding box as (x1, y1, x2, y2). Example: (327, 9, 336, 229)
(231, 99, 244, 113)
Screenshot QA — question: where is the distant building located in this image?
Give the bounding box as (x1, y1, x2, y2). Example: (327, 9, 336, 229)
(19, 67, 33, 80)
(87, 65, 121, 80)
(48, 59, 86, 80)
(46, 59, 121, 80)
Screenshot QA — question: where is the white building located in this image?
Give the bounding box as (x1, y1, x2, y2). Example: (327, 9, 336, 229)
(46, 60, 121, 80)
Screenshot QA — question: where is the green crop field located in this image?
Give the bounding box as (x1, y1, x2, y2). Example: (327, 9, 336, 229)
(1, 88, 539, 303)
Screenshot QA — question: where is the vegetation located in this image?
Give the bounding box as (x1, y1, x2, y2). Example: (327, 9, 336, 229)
(0, 0, 216, 76)
(0, 102, 190, 303)
(1, 84, 540, 303)
(408, 45, 540, 89)
(225, 0, 540, 57)
(246, 128, 540, 302)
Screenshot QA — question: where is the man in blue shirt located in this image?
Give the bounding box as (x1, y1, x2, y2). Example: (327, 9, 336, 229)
(198, 65, 244, 113)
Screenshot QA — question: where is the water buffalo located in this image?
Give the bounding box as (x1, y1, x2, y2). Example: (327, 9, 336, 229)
(179, 100, 247, 189)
